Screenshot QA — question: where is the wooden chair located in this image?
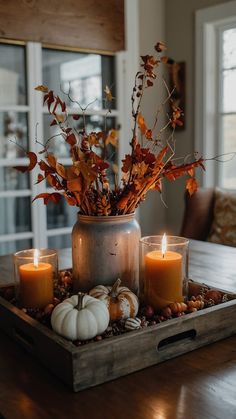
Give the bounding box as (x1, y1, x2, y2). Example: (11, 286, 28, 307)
(180, 188, 215, 241)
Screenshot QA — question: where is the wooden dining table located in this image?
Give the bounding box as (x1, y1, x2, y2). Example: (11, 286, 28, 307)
(0, 239, 236, 419)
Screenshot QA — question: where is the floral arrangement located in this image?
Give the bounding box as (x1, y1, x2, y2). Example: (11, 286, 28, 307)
(14, 42, 205, 215)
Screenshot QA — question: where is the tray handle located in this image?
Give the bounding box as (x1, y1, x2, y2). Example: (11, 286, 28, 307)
(13, 327, 34, 352)
(157, 329, 196, 351)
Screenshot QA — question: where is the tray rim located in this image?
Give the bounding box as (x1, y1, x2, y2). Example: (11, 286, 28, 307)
(1, 279, 236, 354)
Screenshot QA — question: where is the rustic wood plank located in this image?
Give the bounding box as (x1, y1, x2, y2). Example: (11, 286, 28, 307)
(0, 0, 124, 52)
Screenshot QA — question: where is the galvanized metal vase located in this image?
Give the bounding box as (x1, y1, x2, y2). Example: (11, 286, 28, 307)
(72, 213, 141, 294)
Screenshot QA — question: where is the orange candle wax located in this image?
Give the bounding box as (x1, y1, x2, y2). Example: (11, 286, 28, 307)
(144, 250, 183, 310)
(19, 262, 53, 309)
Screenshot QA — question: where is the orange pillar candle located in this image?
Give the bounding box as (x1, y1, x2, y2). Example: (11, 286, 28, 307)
(143, 234, 183, 310)
(19, 250, 53, 309)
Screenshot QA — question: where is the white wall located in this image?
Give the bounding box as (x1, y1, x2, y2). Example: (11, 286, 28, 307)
(138, 0, 167, 236)
(165, 0, 234, 234)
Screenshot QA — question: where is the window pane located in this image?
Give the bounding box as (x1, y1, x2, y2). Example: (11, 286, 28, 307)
(47, 200, 77, 229)
(223, 28, 236, 70)
(42, 49, 116, 110)
(48, 234, 72, 250)
(43, 114, 117, 158)
(222, 69, 236, 113)
(0, 197, 31, 234)
(0, 238, 32, 256)
(0, 112, 28, 158)
(221, 114, 236, 188)
(0, 44, 27, 106)
(0, 167, 29, 191)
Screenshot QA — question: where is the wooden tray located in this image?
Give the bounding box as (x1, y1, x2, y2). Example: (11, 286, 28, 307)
(0, 281, 236, 392)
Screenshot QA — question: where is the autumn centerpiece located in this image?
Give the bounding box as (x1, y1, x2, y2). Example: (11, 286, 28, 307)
(14, 42, 204, 293)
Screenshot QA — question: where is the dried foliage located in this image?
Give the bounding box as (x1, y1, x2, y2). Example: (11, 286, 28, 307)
(14, 42, 205, 215)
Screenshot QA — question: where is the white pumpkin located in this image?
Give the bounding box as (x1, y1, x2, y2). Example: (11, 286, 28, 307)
(51, 293, 109, 341)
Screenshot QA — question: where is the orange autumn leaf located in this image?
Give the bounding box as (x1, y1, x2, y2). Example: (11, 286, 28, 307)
(35, 85, 49, 93)
(32, 192, 61, 205)
(55, 162, 66, 179)
(47, 154, 57, 168)
(137, 113, 147, 135)
(117, 192, 132, 210)
(67, 178, 82, 192)
(13, 151, 37, 173)
(104, 85, 114, 102)
(55, 113, 65, 124)
(186, 177, 198, 196)
(105, 129, 118, 147)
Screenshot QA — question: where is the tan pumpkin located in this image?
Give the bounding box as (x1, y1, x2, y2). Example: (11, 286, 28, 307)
(89, 278, 139, 321)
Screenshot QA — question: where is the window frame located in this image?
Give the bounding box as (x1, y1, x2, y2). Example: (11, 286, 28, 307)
(195, 0, 236, 188)
(0, 40, 126, 251)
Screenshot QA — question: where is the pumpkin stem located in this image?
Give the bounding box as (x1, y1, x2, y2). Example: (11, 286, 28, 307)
(110, 278, 121, 298)
(75, 293, 84, 311)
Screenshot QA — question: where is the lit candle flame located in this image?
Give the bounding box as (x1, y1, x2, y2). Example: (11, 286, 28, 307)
(161, 233, 167, 258)
(33, 249, 39, 268)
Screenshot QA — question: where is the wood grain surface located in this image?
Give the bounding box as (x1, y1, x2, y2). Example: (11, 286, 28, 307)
(0, 0, 124, 52)
(0, 240, 236, 418)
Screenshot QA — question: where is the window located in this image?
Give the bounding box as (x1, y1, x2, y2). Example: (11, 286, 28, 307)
(195, 1, 236, 188)
(220, 26, 236, 188)
(0, 41, 122, 255)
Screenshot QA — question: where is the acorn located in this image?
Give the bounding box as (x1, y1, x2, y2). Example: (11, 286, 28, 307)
(205, 289, 222, 304)
(140, 305, 155, 319)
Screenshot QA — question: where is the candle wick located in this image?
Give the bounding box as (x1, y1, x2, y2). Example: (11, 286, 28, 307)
(162, 253, 164, 259)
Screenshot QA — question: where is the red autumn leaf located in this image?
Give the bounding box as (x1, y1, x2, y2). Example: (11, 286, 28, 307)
(122, 154, 133, 173)
(66, 133, 77, 146)
(137, 112, 147, 135)
(46, 91, 55, 113)
(72, 114, 80, 120)
(35, 85, 49, 93)
(32, 192, 61, 205)
(36, 173, 44, 184)
(92, 153, 110, 171)
(50, 119, 57, 126)
(145, 129, 153, 140)
(64, 194, 77, 206)
(147, 80, 153, 87)
(186, 177, 198, 196)
(38, 160, 55, 175)
(154, 41, 167, 53)
(13, 151, 37, 173)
